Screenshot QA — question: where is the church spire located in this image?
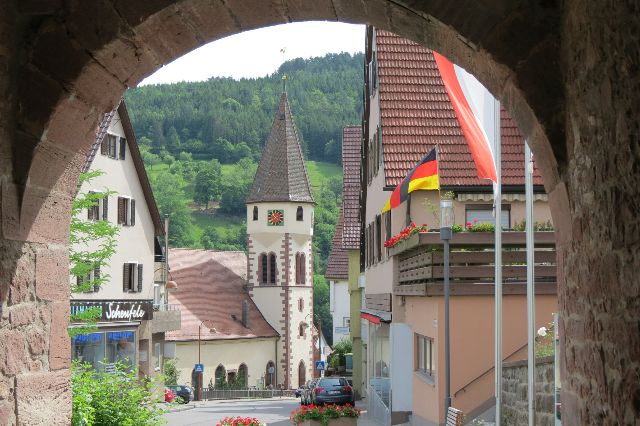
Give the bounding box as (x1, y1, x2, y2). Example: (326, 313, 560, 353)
(246, 89, 314, 204)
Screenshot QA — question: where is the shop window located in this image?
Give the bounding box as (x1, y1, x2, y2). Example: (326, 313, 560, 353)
(71, 330, 136, 372)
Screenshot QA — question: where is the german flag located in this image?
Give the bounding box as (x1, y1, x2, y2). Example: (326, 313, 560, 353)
(382, 148, 439, 213)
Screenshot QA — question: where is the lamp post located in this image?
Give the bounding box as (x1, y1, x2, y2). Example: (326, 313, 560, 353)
(195, 320, 216, 400)
(440, 198, 454, 414)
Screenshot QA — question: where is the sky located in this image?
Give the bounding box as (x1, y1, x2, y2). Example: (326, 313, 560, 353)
(139, 22, 365, 86)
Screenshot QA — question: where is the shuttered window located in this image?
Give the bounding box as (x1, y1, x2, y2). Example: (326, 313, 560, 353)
(77, 262, 101, 293)
(117, 197, 135, 226)
(107, 134, 117, 159)
(122, 262, 143, 293)
(375, 214, 382, 262)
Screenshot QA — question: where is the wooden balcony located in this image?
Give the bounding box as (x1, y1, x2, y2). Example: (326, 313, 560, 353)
(389, 231, 557, 296)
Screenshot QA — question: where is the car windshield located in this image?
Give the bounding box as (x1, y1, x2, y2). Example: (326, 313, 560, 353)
(319, 378, 347, 387)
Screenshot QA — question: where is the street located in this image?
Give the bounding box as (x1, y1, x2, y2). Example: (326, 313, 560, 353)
(163, 398, 301, 426)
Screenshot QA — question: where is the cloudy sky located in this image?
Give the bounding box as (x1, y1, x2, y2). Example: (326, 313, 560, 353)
(140, 22, 365, 86)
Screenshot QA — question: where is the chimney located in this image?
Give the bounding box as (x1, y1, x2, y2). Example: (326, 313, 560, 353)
(241, 300, 250, 328)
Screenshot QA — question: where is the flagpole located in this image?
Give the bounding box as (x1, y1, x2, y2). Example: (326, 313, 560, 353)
(525, 141, 536, 426)
(494, 99, 503, 426)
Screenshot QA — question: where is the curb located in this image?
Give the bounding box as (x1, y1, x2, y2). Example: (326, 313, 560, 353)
(164, 403, 196, 413)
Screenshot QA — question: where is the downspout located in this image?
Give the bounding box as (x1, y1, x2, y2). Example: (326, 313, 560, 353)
(275, 337, 279, 387)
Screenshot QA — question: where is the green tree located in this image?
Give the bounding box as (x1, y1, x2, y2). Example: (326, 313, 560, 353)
(163, 358, 180, 386)
(313, 275, 333, 345)
(69, 171, 119, 336)
(193, 161, 222, 208)
(152, 171, 195, 247)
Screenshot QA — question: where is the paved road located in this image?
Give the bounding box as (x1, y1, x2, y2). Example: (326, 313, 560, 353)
(163, 398, 301, 426)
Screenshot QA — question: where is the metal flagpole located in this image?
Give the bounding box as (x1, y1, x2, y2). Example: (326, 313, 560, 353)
(525, 141, 536, 425)
(494, 98, 503, 426)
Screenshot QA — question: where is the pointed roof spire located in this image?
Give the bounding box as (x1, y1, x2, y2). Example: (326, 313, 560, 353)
(246, 91, 314, 204)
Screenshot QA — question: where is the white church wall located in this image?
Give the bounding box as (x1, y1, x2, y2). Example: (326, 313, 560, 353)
(173, 337, 278, 389)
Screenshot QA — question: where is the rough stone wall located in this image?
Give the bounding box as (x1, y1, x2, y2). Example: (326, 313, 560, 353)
(502, 357, 555, 426)
(560, 1, 640, 424)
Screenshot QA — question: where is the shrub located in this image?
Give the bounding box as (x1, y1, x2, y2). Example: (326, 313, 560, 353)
(290, 404, 360, 425)
(71, 361, 165, 426)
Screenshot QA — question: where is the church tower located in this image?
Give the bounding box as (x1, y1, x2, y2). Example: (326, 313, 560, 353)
(246, 86, 315, 389)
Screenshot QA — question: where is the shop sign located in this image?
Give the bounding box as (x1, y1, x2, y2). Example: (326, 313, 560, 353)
(71, 300, 154, 321)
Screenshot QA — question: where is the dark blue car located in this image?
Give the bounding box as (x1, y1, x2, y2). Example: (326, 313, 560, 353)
(168, 385, 192, 403)
(310, 377, 354, 406)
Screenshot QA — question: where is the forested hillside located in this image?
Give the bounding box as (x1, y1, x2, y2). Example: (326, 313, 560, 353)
(125, 52, 363, 165)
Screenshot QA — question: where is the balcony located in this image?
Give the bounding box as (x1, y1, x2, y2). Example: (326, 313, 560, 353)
(389, 231, 557, 296)
(151, 304, 181, 333)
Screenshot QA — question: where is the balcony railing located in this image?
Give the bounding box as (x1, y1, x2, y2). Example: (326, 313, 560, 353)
(389, 231, 556, 296)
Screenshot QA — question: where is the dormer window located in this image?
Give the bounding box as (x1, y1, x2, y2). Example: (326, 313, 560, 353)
(296, 206, 303, 221)
(253, 206, 258, 221)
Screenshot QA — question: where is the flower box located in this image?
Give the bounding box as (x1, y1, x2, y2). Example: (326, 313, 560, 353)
(290, 404, 361, 426)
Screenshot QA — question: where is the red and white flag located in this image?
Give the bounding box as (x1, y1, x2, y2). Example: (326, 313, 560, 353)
(433, 52, 497, 182)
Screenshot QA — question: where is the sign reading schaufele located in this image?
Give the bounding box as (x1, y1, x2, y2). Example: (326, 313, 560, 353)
(71, 300, 153, 321)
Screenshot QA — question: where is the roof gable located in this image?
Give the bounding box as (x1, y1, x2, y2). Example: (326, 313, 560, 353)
(325, 208, 349, 280)
(246, 92, 314, 203)
(341, 125, 362, 249)
(83, 100, 165, 236)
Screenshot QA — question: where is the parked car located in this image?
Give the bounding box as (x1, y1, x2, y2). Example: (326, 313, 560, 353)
(301, 379, 318, 405)
(309, 377, 354, 406)
(168, 385, 192, 403)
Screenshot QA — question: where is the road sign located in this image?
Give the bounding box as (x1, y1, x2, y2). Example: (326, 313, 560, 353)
(315, 360, 326, 371)
(194, 363, 204, 373)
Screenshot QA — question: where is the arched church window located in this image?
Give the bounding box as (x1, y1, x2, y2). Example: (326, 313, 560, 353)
(215, 364, 226, 387)
(295, 252, 306, 284)
(298, 361, 306, 388)
(265, 361, 275, 388)
(259, 253, 267, 284)
(253, 206, 258, 221)
(268, 253, 277, 284)
(296, 206, 303, 221)
(238, 363, 248, 387)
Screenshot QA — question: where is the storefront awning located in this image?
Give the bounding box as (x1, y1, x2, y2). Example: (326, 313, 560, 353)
(360, 308, 391, 324)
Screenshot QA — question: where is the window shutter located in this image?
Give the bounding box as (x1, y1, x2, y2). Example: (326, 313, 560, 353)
(101, 137, 108, 155)
(102, 196, 108, 221)
(123, 263, 130, 292)
(77, 275, 83, 290)
(137, 264, 143, 292)
(117, 197, 124, 224)
(130, 199, 136, 226)
(119, 138, 126, 160)
(94, 264, 100, 292)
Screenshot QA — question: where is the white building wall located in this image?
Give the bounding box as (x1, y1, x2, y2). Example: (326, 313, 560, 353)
(330, 280, 351, 344)
(174, 338, 278, 389)
(71, 111, 156, 301)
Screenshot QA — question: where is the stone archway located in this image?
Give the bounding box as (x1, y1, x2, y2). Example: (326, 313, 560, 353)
(0, 1, 638, 424)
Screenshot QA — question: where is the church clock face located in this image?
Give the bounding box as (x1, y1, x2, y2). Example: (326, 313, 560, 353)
(267, 209, 284, 226)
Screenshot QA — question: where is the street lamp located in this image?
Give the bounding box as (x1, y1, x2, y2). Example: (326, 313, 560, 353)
(195, 320, 216, 400)
(440, 198, 454, 414)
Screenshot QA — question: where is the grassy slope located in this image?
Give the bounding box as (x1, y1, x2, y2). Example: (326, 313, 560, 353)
(149, 160, 341, 246)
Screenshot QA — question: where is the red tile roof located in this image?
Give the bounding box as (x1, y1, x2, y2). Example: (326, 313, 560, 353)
(341, 125, 362, 249)
(325, 208, 349, 280)
(166, 249, 279, 342)
(375, 29, 543, 188)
